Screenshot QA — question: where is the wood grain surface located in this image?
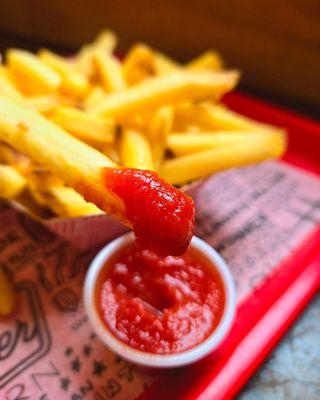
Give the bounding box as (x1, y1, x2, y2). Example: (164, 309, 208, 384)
(0, 0, 319, 106)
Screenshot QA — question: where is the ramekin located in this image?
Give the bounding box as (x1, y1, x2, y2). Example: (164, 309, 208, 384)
(84, 232, 236, 368)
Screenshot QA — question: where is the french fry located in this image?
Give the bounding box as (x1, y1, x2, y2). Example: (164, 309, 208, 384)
(75, 45, 94, 78)
(84, 86, 108, 110)
(60, 73, 90, 98)
(25, 95, 60, 114)
(46, 185, 102, 217)
(0, 143, 31, 173)
(15, 190, 52, 218)
(27, 171, 102, 217)
(121, 112, 153, 132)
(92, 71, 239, 118)
(0, 96, 115, 180)
(147, 107, 173, 168)
(102, 142, 121, 164)
(75, 30, 117, 78)
(0, 267, 15, 315)
(123, 44, 156, 85)
(0, 142, 18, 164)
(187, 50, 223, 71)
(38, 49, 75, 75)
(122, 43, 157, 86)
(0, 66, 24, 102)
(94, 51, 126, 92)
(120, 129, 154, 170)
(201, 103, 277, 131)
(154, 51, 180, 75)
(7, 49, 61, 94)
(0, 96, 128, 223)
(123, 43, 179, 85)
(93, 29, 117, 53)
(147, 106, 173, 141)
(174, 102, 274, 132)
(39, 49, 90, 98)
(161, 130, 287, 184)
(51, 106, 115, 144)
(0, 164, 27, 198)
(27, 170, 61, 206)
(167, 131, 265, 155)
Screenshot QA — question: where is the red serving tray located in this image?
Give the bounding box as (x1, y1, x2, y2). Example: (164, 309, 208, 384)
(139, 92, 320, 400)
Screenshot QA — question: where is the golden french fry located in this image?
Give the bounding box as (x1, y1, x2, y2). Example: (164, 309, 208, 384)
(201, 103, 277, 131)
(14, 187, 51, 218)
(92, 71, 239, 118)
(187, 50, 223, 71)
(174, 102, 274, 132)
(0, 142, 17, 164)
(122, 44, 156, 85)
(0, 66, 24, 102)
(75, 45, 94, 78)
(147, 107, 173, 168)
(0, 268, 15, 315)
(25, 95, 60, 114)
(161, 130, 287, 184)
(0, 164, 27, 198)
(84, 86, 108, 111)
(7, 49, 61, 94)
(39, 49, 90, 98)
(102, 142, 121, 164)
(0, 143, 31, 173)
(168, 131, 264, 155)
(122, 43, 179, 85)
(28, 171, 102, 217)
(46, 185, 103, 217)
(154, 51, 180, 75)
(147, 106, 173, 141)
(93, 29, 117, 53)
(0, 96, 130, 223)
(94, 51, 126, 92)
(60, 73, 90, 98)
(120, 129, 154, 170)
(0, 96, 115, 184)
(120, 112, 153, 132)
(51, 107, 115, 144)
(75, 30, 117, 78)
(38, 49, 75, 75)
(27, 170, 60, 206)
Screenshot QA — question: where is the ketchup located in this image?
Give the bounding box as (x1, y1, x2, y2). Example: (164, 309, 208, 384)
(103, 168, 195, 256)
(97, 242, 225, 354)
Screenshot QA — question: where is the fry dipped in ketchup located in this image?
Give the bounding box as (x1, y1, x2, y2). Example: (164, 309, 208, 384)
(103, 168, 194, 255)
(0, 97, 194, 255)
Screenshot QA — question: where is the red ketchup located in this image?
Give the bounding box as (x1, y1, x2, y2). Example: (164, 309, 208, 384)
(96, 243, 225, 354)
(103, 168, 195, 255)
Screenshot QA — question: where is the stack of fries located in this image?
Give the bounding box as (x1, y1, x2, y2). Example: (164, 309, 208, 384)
(0, 29, 286, 219)
(0, 30, 286, 315)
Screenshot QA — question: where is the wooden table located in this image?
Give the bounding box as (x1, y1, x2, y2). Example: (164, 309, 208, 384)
(0, 0, 319, 108)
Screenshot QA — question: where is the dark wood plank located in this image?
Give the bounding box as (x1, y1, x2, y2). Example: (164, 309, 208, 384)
(0, 0, 319, 106)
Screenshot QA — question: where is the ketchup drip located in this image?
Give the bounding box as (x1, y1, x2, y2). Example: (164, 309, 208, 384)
(104, 168, 195, 255)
